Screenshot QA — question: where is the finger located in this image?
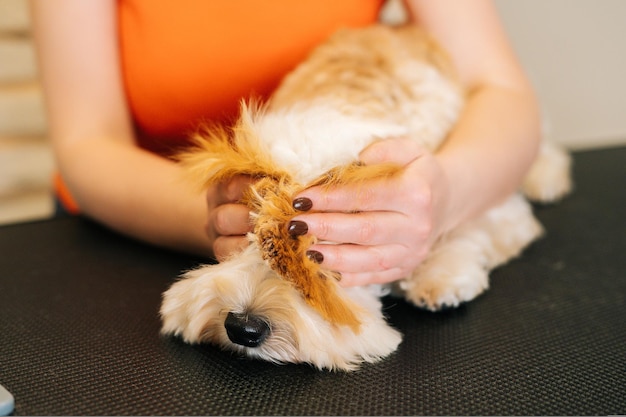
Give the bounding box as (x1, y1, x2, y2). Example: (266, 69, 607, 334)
(338, 268, 408, 287)
(298, 171, 433, 214)
(214, 235, 249, 262)
(292, 211, 409, 246)
(297, 177, 411, 213)
(213, 175, 254, 205)
(359, 137, 426, 166)
(209, 203, 252, 237)
(308, 242, 408, 274)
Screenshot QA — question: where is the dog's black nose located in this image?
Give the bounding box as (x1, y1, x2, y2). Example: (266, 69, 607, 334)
(224, 312, 270, 347)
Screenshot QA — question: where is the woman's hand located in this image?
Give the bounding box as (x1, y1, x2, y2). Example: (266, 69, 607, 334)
(205, 175, 254, 261)
(290, 138, 453, 287)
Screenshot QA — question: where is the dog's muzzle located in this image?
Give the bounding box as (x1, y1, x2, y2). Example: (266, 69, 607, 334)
(224, 312, 270, 347)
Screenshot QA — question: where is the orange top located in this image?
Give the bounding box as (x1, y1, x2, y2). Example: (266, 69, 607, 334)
(118, 0, 384, 155)
(56, 1, 384, 212)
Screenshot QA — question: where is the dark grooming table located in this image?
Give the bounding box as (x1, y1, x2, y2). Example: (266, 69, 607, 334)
(1, 146, 625, 415)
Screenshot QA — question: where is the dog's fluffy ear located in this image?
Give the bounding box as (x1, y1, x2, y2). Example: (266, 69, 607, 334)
(177, 100, 288, 191)
(306, 160, 403, 191)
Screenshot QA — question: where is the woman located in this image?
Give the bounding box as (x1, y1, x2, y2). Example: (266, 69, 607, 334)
(30, 0, 541, 287)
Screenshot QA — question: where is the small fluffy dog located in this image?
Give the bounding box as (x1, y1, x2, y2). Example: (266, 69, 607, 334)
(160, 25, 571, 370)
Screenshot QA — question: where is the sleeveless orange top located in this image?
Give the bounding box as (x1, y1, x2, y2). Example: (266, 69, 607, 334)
(56, 1, 384, 212)
(119, 0, 383, 155)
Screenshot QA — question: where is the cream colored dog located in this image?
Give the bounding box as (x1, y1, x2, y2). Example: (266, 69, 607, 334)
(160, 25, 571, 371)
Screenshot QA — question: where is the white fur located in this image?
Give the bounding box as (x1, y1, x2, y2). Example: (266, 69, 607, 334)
(250, 60, 462, 185)
(253, 105, 407, 184)
(161, 244, 402, 371)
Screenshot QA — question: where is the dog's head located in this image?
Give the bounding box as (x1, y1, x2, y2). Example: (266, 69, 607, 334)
(161, 244, 402, 370)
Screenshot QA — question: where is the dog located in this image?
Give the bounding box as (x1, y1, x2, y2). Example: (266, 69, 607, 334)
(160, 25, 571, 371)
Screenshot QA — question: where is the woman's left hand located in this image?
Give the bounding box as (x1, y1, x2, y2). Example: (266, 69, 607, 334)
(290, 137, 453, 287)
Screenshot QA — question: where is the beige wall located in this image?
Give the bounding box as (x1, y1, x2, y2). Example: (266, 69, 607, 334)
(495, 0, 626, 149)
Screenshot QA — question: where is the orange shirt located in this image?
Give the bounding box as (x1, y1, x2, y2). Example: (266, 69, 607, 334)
(56, 1, 384, 212)
(118, 0, 384, 156)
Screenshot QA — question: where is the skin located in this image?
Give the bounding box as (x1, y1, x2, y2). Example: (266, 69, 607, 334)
(31, 0, 540, 284)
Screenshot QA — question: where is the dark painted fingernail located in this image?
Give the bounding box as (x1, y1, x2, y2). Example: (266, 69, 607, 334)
(306, 250, 324, 264)
(293, 197, 313, 211)
(288, 220, 308, 237)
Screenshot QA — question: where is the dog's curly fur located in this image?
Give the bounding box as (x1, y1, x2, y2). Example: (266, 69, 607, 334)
(160, 25, 572, 371)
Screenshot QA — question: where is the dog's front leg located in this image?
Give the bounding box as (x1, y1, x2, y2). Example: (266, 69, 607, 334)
(398, 194, 544, 311)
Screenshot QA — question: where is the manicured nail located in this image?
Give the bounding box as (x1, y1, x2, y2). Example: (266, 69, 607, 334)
(306, 250, 324, 264)
(293, 197, 313, 211)
(287, 220, 308, 237)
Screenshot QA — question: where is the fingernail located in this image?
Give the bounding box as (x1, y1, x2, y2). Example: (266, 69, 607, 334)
(306, 250, 324, 264)
(293, 197, 313, 211)
(287, 220, 308, 237)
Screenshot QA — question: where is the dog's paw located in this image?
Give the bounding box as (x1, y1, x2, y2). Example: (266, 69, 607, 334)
(400, 268, 489, 312)
(522, 140, 572, 203)
(160, 273, 205, 342)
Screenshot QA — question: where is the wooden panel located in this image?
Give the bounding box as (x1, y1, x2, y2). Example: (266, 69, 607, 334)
(0, 0, 30, 33)
(0, 37, 37, 83)
(0, 82, 47, 136)
(0, 137, 54, 195)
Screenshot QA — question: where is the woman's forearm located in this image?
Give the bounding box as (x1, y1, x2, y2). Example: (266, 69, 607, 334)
(57, 138, 212, 257)
(435, 84, 542, 233)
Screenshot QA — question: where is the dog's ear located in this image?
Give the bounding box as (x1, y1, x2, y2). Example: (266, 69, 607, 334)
(258, 224, 364, 332)
(176, 100, 287, 191)
(303, 267, 364, 332)
(251, 176, 364, 332)
(306, 161, 403, 190)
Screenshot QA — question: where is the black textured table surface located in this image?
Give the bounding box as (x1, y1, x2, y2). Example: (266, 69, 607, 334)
(1, 147, 625, 415)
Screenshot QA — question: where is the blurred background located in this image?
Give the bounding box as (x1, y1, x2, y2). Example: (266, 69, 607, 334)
(1, 0, 625, 225)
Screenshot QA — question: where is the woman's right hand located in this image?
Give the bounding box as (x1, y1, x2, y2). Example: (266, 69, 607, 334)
(206, 176, 254, 261)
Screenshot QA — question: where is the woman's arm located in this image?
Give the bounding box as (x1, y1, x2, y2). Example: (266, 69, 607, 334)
(291, 0, 542, 286)
(406, 0, 541, 227)
(30, 0, 250, 257)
